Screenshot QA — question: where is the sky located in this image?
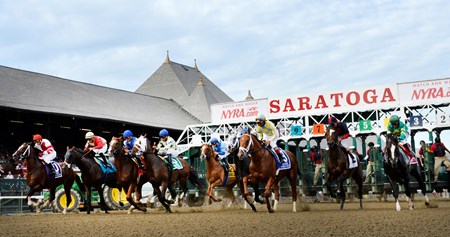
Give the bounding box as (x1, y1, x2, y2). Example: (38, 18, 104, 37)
(1, 0, 450, 148)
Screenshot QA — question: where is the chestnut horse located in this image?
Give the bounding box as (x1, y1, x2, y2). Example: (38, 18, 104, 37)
(12, 142, 77, 214)
(237, 134, 300, 213)
(108, 136, 172, 213)
(64, 147, 123, 214)
(324, 126, 363, 210)
(200, 143, 238, 206)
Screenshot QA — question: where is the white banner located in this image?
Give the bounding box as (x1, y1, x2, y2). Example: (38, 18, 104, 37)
(398, 78, 450, 106)
(268, 85, 399, 118)
(210, 99, 268, 124)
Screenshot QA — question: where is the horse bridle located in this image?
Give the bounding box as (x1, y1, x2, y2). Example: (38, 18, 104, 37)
(13, 143, 31, 161)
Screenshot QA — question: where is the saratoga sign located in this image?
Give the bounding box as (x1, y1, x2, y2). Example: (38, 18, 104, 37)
(210, 78, 449, 124)
(269, 85, 398, 118)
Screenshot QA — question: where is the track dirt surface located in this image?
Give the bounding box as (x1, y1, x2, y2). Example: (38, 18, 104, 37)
(1, 199, 450, 237)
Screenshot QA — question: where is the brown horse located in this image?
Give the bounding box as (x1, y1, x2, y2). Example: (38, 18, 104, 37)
(324, 125, 363, 209)
(12, 142, 77, 214)
(108, 136, 172, 213)
(200, 143, 238, 206)
(64, 147, 123, 214)
(237, 134, 300, 213)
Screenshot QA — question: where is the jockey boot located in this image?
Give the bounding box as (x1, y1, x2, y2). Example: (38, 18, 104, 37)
(133, 157, 145, 169)
(99, 153, 110, 167)
(221, 158, 229, 172)
(166, 155, 174, 171)
(46, 163, 54, 178)
(275, 149, 283, 163)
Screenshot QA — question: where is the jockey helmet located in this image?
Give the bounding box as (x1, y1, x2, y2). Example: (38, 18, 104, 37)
(123, 130, 133, 138)
(311, 145, 318, 151)
(85, 132, 95, 140)
(389, 115, 399, 125)
(210, 137, 219, 144)
(368, 142, 374, 147)
(33, 134, 42, 141)
(435, 137, 441, 143)
(328, 116, 338, 124)
(159, 129, 169, 137)
(255, 113, 266, 122)
(242, 127, 249, 133)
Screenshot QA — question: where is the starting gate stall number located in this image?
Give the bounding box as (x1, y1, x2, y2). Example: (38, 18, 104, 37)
(312, 124, 325, 135)
(359, 120, 372, 131)
(291, 125, 302, 136)
(409, 115, 423, 127)
(383, 117, 390, 129)
(437, 112, 450, 126)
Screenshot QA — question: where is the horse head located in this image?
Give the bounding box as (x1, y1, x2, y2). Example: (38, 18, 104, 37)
(384, 133, 400, 164)
(200, 143, 215, 161)
(237, 133, 257, 160)
(325, 126, 339, 148)
(226, 134, 240, 154)
(108, 136, 124, 156)
(12, 142, 33, 162)
(64, 146, 85, 166)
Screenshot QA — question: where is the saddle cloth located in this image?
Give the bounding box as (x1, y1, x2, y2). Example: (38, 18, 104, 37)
(159, 156, 183, 170)
(269, 149, 291, 170)
(348, 155, 358, 169)
(93, 155, 117, 173)
(49, 161, 63, 179)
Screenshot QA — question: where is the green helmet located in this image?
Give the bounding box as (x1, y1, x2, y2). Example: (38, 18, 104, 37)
(390, 115, 399, 123)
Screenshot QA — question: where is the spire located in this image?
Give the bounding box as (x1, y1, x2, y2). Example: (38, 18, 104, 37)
(245, 90, 254, 100)
(164, 50, 171, 64)
(197, 77, 205, 87)
(194, 59, 199, 71)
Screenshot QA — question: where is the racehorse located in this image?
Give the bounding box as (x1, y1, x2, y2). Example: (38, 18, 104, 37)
(134, 135, 205, 207)
(324, 126, 363, 210)
(237, 133, 300, 213)
(200, 143, 238, 206)
(383, 133, 414, 211)
(226, 134, 264, 205)
(108, 136, 172, 213)
(12, 142, 77, 214)
(64, 147, 123, 214)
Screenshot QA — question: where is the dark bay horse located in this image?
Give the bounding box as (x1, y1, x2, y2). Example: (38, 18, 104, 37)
(324, 126, 363, 210)
(226, 134, 264, 205)
(200, 143, 238, 207)
(383, 133, 414, 211)
(12, 142, 77, 214)
(64, 147, 123, 214)
(237, 134, 300, 213)
(135, 135, 204, 207)
(108, 136, 172, 213)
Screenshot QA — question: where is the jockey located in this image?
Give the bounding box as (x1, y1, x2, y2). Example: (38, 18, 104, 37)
(255, 113, 283, 163)
(84, 131, 110, 167)
(155, 129, 178, 170)
(386, 115, 416, 161)
(122, 130, 145, 169)
(33, 134, 57, 175)
(328, 116, 356, 162)
(210, 137, 230, 172)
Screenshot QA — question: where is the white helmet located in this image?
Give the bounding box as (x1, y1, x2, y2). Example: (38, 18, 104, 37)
(85, 132, 95, 139)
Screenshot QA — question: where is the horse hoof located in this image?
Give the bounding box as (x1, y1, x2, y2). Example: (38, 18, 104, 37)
(217, 198, 222, 202)
(141, 208, 147, 213)
(268, 209, 275, 213)
(119, 201, 124, 207)
(425, 201, 430, 206)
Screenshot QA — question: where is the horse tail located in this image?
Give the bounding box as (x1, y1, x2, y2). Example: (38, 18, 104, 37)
(188, 166, 206, 195)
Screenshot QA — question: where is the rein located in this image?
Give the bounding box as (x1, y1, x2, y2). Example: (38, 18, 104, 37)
(239, 134, 265, 155)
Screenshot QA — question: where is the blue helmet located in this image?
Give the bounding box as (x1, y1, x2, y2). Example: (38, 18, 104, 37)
(159, 129, 169, 137)
(210, 137, 219, 144)
(123, 130, 133, 138)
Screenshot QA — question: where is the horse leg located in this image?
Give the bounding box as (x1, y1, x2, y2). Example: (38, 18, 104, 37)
(240, 178, 257, 212)
(177, 179, 189, 207)
(325, 174, 337, 199)
(404, 177, 414, 210)
(62, 184, 73, 214)
(26, 189, 40, 208)
(271, 181, 280, 212)
(411, 165, 430, 206)
(153, 183, 172, 213)
(126, 182, 147, 213)
(96, 186, 109, 214)
(289, 172, 298, 212)
(85, 185, 92, 214)
(225, 184, 236, 208)
(387, 176, 401, 211)
(264, 177, 275, 213)
(337, 174, 346, 210)
(352, 171, 364, 209)
(38, 188, 55, 213)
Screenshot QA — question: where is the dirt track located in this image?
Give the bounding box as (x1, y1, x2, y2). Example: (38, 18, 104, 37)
(1, 198, 450, 237)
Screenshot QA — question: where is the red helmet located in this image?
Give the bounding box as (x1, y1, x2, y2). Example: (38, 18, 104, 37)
(328, 116, 338, 124)
(33, 134, 42, 141)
